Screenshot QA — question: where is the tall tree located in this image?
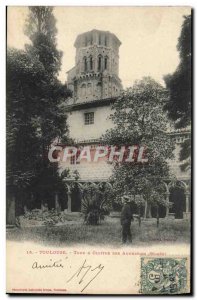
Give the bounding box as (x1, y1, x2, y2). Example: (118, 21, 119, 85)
(164, 15, 191, 128)
(7, 48, 45, 214)
(102, 77, 175, 217)
(24, 7, 70, 148)
(7, 7, 71, 216)
(23, 6, 71, 206)
(164, 15, 191, 171)
(24, 6, 62, 77)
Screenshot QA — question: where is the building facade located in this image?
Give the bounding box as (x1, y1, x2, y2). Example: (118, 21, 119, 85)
(60, 29, 191, 219)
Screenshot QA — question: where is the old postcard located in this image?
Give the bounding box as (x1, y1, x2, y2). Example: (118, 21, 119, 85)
(6, 6, 192, 295)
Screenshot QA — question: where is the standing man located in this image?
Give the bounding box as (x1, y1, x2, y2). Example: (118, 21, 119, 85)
(121, 195, 133, 244)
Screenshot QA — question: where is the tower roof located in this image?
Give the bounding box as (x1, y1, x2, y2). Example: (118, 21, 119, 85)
(74, 29, 121, 48)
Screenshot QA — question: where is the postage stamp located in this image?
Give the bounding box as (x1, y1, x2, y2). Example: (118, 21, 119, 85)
(141, 257, 188, 294)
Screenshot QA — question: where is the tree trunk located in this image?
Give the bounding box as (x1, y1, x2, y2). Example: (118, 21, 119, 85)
(156, 205, 159, 227)
(40, 192, 45, 210)
(144, 200, 147, 218)
(138, 205, 141, 227)
(144, 201, 152, 218)
(7, 195, 16, 225)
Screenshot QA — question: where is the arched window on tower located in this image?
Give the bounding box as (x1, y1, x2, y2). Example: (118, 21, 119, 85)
(81, 84, 86, 97)
(98, 55, 102, 71)
(104, 56, 108, 70)
(87, 83, 92, 96)
(96, 82, 102, 98)
(84, 57, 87, 72)
(89, 56, 93, 71)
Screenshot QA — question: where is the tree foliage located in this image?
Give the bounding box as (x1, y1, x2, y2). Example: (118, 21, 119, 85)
(102, 77, 175, 216)
(7, 48, 44, 190)
(164, 15, 191, 171)
(24, 6, 62, 77)
(164, 15, 191, 128)
(179, 138, 191, 172)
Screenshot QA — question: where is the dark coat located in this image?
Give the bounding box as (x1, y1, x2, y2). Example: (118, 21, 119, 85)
(121, 203, 133, 225)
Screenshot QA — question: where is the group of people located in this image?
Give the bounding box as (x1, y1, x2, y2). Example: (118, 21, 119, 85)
(120, 195, 134, 244)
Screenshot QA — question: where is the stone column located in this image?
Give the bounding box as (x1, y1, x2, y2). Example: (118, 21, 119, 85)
(67, 190, 72, 213)
(24, 205, 28, 214)
(41, 203, 45, 211)
(7, 195, 16, 225)
(185, 193, 190, 213)
(183, 192, 190, 220)
(144, 200, 147, 219)
(165, 193, 170, 218)
(55, 193, 60, 212)
(78, 183, 84, 212)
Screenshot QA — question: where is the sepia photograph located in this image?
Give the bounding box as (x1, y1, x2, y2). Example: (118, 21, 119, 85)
(6, 6, 192, 295)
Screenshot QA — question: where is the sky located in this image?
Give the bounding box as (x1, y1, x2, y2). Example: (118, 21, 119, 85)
(7, 6, 191, 88)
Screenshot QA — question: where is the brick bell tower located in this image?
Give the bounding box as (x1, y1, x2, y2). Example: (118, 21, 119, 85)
(67, 29, 122, 103)
(60, 29, 123, 185)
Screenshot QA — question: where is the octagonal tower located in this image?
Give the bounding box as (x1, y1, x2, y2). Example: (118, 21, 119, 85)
(67, 29, 122, 103)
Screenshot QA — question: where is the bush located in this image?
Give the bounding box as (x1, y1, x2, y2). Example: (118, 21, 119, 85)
(81, 184, 110, 225)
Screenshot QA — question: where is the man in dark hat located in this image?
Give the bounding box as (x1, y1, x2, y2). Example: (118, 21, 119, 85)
(120, 195, 133, 244)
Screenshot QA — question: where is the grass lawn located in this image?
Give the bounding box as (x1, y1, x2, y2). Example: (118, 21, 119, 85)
(6, 217, 190, 247)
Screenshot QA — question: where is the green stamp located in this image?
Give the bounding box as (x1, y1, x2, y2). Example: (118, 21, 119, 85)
(141, 257, 187, 294)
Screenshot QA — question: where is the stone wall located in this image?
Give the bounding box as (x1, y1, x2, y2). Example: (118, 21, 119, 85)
(67, 104, 114, 142)
(59, 159, 113, 181)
